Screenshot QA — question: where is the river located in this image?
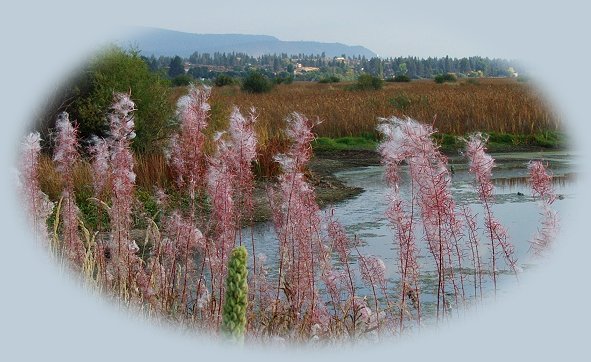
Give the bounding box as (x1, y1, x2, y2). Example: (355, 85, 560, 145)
(243, 150, 578, 321)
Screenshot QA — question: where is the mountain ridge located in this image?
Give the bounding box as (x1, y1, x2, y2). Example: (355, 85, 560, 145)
(121, 27, 377, 58)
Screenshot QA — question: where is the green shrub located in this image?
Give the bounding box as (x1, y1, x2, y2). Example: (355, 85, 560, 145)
(319, 75, 341, 83)
(533, 132, 561, 148)
(274, 72, 294, 85)
(392, 75, 411, 82)
(351, 74, 383, 90)
(38, 46, 174, 154)
(434, 73, 457, 83)
(241, 71, 273, 93)
(312, 136, 378, 151)
(171, 74, 193, 87)
(432, 133, 459, 147)
(488, 132, 516, 144)
(389, 93, 413, 110)
(214, 74, 236, 87)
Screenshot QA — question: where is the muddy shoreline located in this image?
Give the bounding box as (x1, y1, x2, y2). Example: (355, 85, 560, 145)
(251, 149, 381, 222)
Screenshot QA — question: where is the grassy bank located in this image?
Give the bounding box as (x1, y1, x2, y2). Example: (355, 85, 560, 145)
(312, 131, 567, 154)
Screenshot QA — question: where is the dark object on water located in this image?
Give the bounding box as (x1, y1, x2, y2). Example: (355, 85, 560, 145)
(517, 191, 525, 196)
(558, 194, 565, 200)
(450, 165, 455, 175)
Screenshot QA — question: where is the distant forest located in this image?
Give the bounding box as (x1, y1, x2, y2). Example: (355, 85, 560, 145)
(142, 51, 522, 81)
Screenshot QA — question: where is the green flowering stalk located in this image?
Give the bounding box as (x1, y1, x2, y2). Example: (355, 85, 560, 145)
(221, 246, 248, 342)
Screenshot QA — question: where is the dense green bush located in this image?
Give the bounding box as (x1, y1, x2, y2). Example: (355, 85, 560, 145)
(434, 73, 457, 83)
(273, 72, 294, 85)
(389, 93, 413, 110)
(171, 74, 193, 87)
(318, 75, 341, 83)
(214, 74, 236, 87)
(241, 71, 273, 93)
(391, 75, 411, 82)
(350, 74, 383, 90)
(38, 46, 174, 154)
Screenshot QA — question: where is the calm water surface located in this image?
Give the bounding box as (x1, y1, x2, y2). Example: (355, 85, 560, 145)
(244, 151, 578, 318)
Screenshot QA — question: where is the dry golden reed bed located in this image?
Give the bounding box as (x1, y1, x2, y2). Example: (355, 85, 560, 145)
(40, 78, 561, 195)
(207, 78, 560, 144)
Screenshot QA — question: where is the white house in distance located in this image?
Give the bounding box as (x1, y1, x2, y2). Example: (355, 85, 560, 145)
(294, 63, 320, 75)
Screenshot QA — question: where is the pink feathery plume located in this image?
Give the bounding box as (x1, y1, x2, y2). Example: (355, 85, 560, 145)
(88, 136, 110, 198)
(357, 253, 389, 333)
(378, 121, 421, 325)
(271, 112, 323, 324)
(159, 210, 206, 307)
(252, 252, 274, 310)
(528, 161, 559, 255)
(227, 107, 257, 225)
(206, 106, 257, 321)
(460, 205, 484, 300)
(18, 132, 54, 244)
(106, 93, 139, 282)
(529, 160, 557, 204)
(167, 85, 210, 199)
(320, 267, 347, 309)
(327, 218, 356, 297)
(206, 131, 237, 317)
(54, 112, 85, 265)
(379, 116, 464, 319)
(465, 133, 518, 289)
(319, 212, 362, 333)
(358, 255, 387, 297)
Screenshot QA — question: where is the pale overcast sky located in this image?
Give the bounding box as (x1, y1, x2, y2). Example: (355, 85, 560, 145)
(114, 0, 580, 60)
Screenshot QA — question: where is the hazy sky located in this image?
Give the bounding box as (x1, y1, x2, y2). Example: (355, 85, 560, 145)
(129, 3, 498, 59)
(114, 0, 581, 60)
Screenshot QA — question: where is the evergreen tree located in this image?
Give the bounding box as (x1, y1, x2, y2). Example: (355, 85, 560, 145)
(168, 55, 185, 78)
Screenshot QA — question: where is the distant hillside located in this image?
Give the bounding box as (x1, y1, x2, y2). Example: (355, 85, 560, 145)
(121, 27, 377, 58)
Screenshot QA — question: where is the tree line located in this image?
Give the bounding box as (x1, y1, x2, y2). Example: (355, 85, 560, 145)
(143, 52, 522, 80)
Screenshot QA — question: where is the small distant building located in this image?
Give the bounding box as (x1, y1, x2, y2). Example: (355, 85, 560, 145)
(294, 65, 320, 74)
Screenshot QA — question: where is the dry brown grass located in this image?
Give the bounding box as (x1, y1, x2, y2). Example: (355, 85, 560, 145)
(39, 153, 172, 201)
(209, 78, 560, 139)
(38, 155, 95, 200)
(39, 79, 561, 191)
(201, 78, 561, 177)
